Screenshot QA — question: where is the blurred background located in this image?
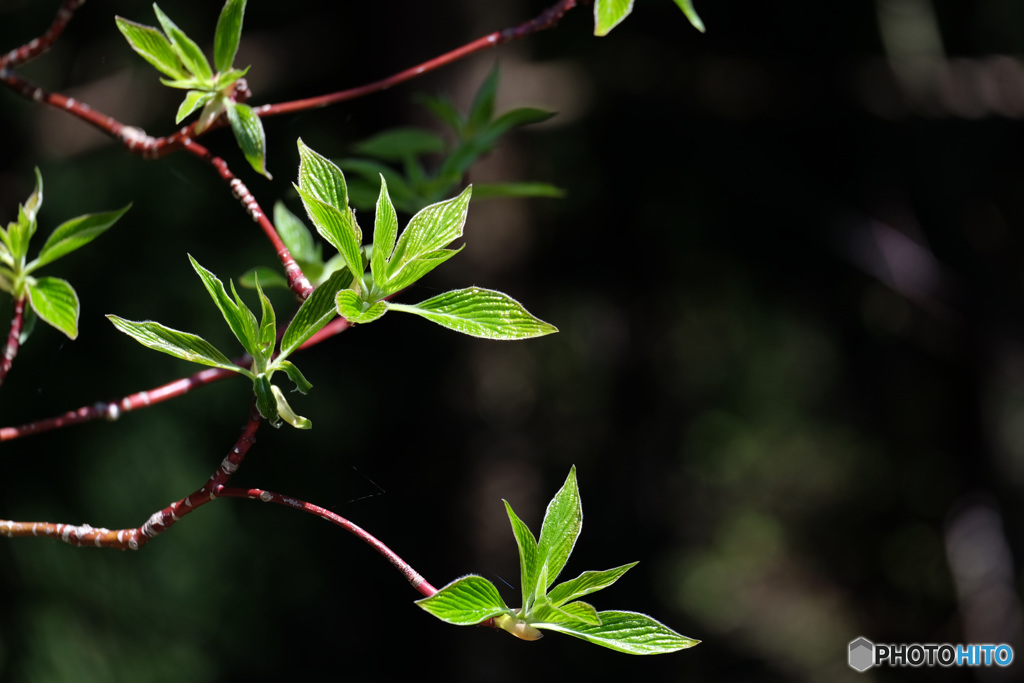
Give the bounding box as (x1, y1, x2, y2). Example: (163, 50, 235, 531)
(2, 0, 1024, 680)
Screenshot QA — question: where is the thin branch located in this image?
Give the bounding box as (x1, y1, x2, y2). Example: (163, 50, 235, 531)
(180, 138, 313, 299)
(0, 403, 261, 550)
(0, 0, 87, 69)
(0, 297, 26, 388)
(256, 0, 580, 118)
(0, 317, 350, 442)
(217, 486, 438, 598)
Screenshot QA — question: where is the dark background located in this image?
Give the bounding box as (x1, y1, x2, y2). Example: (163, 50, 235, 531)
(2, 0, 1024, 680)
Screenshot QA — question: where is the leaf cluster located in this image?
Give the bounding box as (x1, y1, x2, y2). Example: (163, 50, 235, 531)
(116, 0, 270, 177)
(0, 169, 128, 340)
(339, 66, 563, 215)
(415, 467, 699, 654)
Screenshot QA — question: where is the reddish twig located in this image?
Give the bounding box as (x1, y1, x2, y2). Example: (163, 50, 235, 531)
(0, 297, 26, 388)
(180, 138, 313, 299)
(0, 403, 261, 550)
(256, 0, 580, 118)
(0, 0, 87, 69)
(0, 316, 350, 442)
(217, 486, 438, 598)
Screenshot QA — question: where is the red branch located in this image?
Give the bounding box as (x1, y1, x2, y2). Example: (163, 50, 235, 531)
(0, 317, 350, 442)
(217, 486, 438, 598)
(257, 0, 580, 118)
(0, 0, 87, 69)
(180, 138, 313, 299)
(0, 403, 261, 550)
(0, 297, 26, 388)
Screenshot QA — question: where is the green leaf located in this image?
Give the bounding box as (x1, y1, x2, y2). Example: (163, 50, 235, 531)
(376, 248, 461, 296)
(414, 575, 510, 625)
(17, 305, 37, 345)
(175, 90, 215, 124)
(8, 205, 36, 263)
(214, 0, 247, 72)
(370, 176, 398, 286)
(672, 0, 706, 32)
(158, 76, 206, 91)
(276, 360, 312, 394)
(417, 93, 463, 133)
(115, 17, 187, 79)
(295, 189, 363, 281)
(548, 563, 638, 607)
(383, 185, 471, 286)
(503, 500, 539, 607)
(467, 64, 500, 134)
(471, 183, 565, 200)
(353, 128, 445, 161)
(240, 266, 289, 290)
(297, 139, 349, 209)
(532, 599, 602, 627)
(106, 315, 244, 373)
(31, 204, 130, 272)
(27, 277, 79, 339)
(153, 4, 213, 81)
(388, 287, 557, 340)
(254, 276, 276, 366)
(336, 289, 388, 324)
(486, 107, 556, 140)
(594, 0, 635, 36)
(227, 103, 271, 179)
(274, 201, 319, 264)
(535, 466, 582, 592)
(253, 373, 279, 426)
(213, 66, 249, 90)
(23, 168, 43, 224)
(279, 268, 349, 358)
(535, 610, 699, 655)
(272, 384, 311, 429)
(188, 255, 257, 357)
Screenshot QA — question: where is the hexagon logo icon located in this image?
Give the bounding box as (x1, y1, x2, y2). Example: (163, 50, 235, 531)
(849, 637, 875, 672)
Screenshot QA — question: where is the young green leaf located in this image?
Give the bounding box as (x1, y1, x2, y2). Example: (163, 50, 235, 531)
(379, 248, 461, 296)
(276, 360, 312, 394)
(115, 17, 187, 79)
(271, 384, 311, 429)
(471, 182, 565, 200)
(214, 0, 247, 72)
(503, 500, 539, 607)
(8, 205, 36, 263)
(106, 315, 243, 373)
(535, 610, 699, 655)
(535, 466, 582, 593)
(22, 168, 43, 224)
(387, 287, 557, 340)
(297, 139, 349, 209)
(27, 277, 79, 339)
(466, 64, 500, 134)
(279, 268, 349, 357)
(274, 201, 319, 264)
(336, 289, 387, 325)
(152, 4, 213, 80)
(415, 575, 510, 625)
(382, 185, 471, 286)
(532, 599, 602, 627)
(175, 90, 215, 124)
(30, 204, 130, 272)
(254, 277, 276, 366)
(547, 563, 638, 607)
(353, 128, 445, 161)
(594, 0, 635, 36)
(370, 176, 398, 286)
(673, 0, 706, 32)
(227, 103, 271, 179)
(295, 189, 362, 279)
(253, 373, 279, 426)
(188, 255, 257, 357)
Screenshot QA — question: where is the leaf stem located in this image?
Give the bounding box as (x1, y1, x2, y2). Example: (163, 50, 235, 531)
(0, 296, 26, 388)
(216, 486, 438, 598)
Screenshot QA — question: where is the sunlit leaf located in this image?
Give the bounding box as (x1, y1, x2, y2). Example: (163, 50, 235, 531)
(415, 575, 510, 625)
(115, 17, 187, 79)
(106, 315, 243, 373)
(214, 0, 247, 72)
(227, 102, 270, 178)
(594, 0, 635, 36)
(27, 277, 78, 339)
(388, 287, 557, 340)
(535, 610, 699, 655)
(31, 204, 130, 271)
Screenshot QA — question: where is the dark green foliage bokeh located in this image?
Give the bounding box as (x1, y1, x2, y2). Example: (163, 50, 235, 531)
(3, 1, 1024, 681)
